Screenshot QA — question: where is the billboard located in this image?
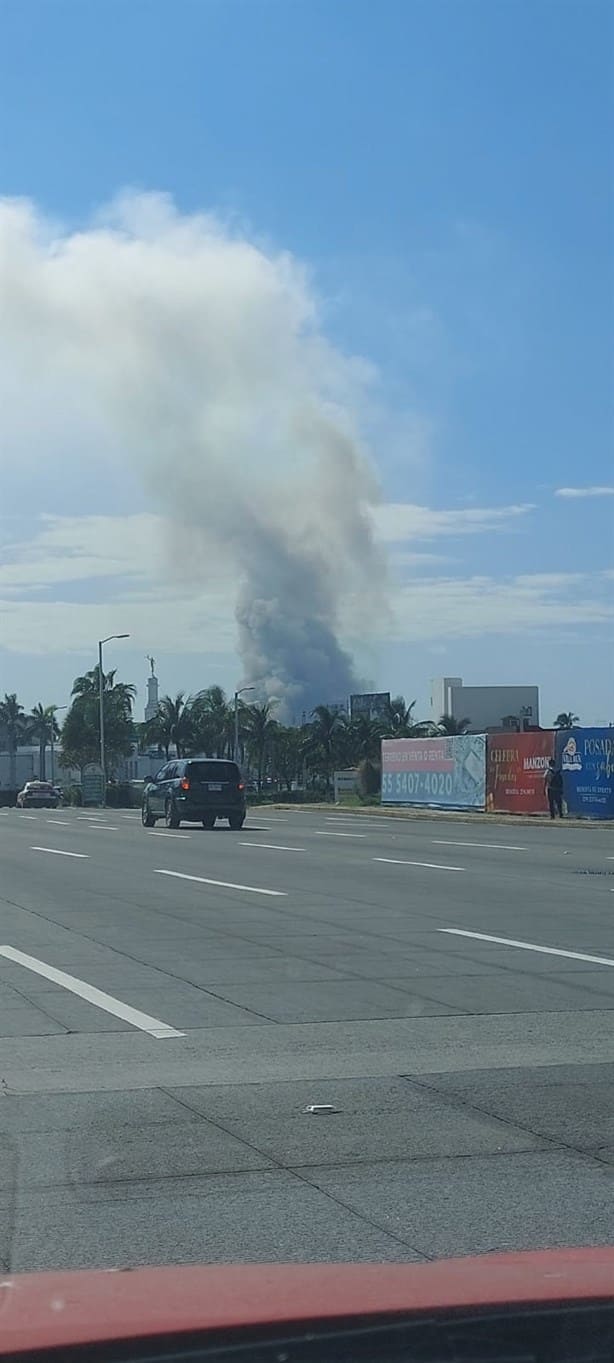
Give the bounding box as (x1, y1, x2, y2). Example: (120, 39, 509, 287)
(557, 728, 614, 820)
(486, 731, 555, 814)
(381, 734, 486, 809)
(350, 692, 390, 722)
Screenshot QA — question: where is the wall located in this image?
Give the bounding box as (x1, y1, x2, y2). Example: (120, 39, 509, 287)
(382, 735, 486, 810)
(449, 683, 539, 732)
(0, 751, 36, 788)
(486, 731, 555, 814)
(557, 728, 614, 819)
(430, 677, 462, 720)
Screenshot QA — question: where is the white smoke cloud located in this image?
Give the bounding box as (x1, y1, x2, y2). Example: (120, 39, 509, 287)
(0, 192, 384, 715)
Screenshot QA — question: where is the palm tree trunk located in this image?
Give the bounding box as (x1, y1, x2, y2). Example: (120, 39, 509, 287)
(39, 740, 46, 781)
(9, 741, 16, 791)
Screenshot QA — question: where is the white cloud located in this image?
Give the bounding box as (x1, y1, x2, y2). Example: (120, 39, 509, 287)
(385, 570, 613, 642)
(0, 588, 236, 657)
(555, 486, 614, 499)
(2, 512, 611, 661)
(0, 514, 160, 592)
(372, 501, 534, 543)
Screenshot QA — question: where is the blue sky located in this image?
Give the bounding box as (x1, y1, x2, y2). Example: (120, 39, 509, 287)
(0, 0, 612, 724)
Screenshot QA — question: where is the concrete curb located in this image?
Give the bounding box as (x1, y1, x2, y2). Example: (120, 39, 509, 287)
(256, 802, 614, 830)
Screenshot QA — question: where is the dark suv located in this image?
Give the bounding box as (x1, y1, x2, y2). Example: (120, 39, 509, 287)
(142, 758, 246, 830)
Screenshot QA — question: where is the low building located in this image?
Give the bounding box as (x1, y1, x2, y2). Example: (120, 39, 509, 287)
(431, 676, 539, 733)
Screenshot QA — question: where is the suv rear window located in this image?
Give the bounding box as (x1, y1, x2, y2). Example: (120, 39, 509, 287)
(187, 761, 240, 783)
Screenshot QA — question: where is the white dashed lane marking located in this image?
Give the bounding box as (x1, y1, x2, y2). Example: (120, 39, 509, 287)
(30, 847, 89, 859)
(0, 946, 184, 1039)
(440, 927, 614, 967)
(375, 857, 465, 872)
(432, 839, 528, 851)
(145, 831, 191, 839)
(154, 869, 286, 897)
(239, 842, 306, 853)
(315, 831, 366, 839)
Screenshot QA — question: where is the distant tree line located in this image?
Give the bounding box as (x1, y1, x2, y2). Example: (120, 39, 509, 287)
(0, 683, 582, 794)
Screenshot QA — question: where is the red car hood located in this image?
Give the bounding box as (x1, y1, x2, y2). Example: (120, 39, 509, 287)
(2, 1250, 614, 1354)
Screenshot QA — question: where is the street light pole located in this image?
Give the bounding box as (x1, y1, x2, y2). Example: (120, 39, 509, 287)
(98, 639, 105, 794)
(234, 685, 255, 763)
(50, 705, 67, 785)
(98, 634, 130, 805)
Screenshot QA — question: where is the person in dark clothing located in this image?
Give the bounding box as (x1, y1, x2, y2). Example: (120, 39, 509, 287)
(544, 759, 564, 818)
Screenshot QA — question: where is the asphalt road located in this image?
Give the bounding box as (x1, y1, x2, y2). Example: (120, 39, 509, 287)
(0, 803, 613, 1270)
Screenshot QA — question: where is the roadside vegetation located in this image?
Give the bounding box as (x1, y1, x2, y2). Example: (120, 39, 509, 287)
(0, 681, 581, 802)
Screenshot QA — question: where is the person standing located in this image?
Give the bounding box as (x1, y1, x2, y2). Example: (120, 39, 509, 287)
(544, 759, 564, 819)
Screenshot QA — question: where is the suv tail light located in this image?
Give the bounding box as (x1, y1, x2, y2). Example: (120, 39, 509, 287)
(237, 781, 245, 792)
(180, 778, 190, 791)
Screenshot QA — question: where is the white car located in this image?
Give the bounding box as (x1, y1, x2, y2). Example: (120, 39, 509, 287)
(16, 780, 59, 809)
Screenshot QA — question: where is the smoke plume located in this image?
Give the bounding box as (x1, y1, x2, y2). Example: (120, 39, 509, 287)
(0, 192, 383, 715)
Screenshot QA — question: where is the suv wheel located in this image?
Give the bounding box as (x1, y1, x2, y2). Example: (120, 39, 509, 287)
(228, 812, 245, 830)
(165, 799, 180, 829)
(142, 802, 155, 828)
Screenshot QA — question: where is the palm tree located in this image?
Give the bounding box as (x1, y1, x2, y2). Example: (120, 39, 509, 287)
(27, 703, 60, 781)
(145, 693, 194, 759)
(303, 704, 348, 792)
(72, 666, 136, 715)
(348, 715, 385, 764)
(384, 696, 417, 735)
(437, 713, 471, 736)
(190, 686, 231, 757)
(270, 725, 303, 792)
(554, 711, 579, 729)
(0, 693, 27, 790)
(244, 702, 278, 790)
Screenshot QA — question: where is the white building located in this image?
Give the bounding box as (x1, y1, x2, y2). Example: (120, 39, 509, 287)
(144, 658, 160, 723)
(431, 676, 540, 733)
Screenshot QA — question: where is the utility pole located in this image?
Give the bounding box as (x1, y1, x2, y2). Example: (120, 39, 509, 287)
(50, 705, 67, 785)
(98, 634, 130, 804)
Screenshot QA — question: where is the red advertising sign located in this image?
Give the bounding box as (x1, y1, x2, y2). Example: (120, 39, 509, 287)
(486, 731, 556, 814)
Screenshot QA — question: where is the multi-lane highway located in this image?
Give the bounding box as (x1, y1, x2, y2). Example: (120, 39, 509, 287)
(0, 803, 613, 1270)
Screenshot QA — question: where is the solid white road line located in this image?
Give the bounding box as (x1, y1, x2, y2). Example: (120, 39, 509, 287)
(31, 846, 89, 859)
(45, 820, 71, 827)
(239, 842, 305, 852)
(0, 945, 184, 1039)
(19, 815, 37, 821)
(432, 839, 528, 851)
(154, 869, 287, 897)
(145, 830, 191, 839)
(324, 815, 379, 822)
(87, 824, 118, 830)
(375, 856, 465, 872)
(439, 927, 614, 967)
(122, 814, 140, 819)
(315, 831, 366, 839)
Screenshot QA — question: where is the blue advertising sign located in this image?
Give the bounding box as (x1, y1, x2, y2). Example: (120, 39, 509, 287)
(381, 734, 486, 810)
(557, 728, 614, 819)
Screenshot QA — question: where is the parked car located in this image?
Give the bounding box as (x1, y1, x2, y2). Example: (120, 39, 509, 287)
(142, 758, 246, 829)
(16, 780, 59, 809)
